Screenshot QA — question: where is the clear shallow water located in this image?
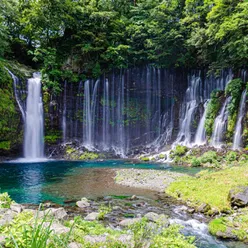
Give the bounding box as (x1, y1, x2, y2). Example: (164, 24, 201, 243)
(0, 160, 202, 204)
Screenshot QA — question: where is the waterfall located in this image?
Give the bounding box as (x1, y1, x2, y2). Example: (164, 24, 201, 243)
(193, 101, 208, 146)
(233, 90, 247, 150)
(24, 73, 44, 159)
(83, 80, 93, 148)
(57, 68, 242, 156)
(210, 98, 230, 148)
(7, 69, 26, 121)
(62, 81, 67, 142)
(175, 74, 202, 146)
(102, 78, 110, 149)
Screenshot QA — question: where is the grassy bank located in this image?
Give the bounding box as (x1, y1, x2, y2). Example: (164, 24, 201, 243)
(166, 162, 248, 213)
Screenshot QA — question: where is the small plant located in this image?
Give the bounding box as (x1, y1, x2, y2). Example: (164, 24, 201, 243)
(140, 156, 150, 162)
(0, 192, 13, 208)
(98, 204, 112, 220)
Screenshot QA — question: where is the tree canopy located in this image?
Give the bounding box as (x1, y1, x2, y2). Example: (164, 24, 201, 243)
(0, 0, 247, 81)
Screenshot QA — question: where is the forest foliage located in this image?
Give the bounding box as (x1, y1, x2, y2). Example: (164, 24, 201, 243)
(0, 0, 248, 85)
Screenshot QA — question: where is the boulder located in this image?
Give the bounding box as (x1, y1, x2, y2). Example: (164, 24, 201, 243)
(197, 203, 211, 213)
(10, 203, 23, 213)
(144, 212, 169, 226)
(119, 218, 141, 227)
(215, 227, 238, 240)
(0, 211, 17, 226)
(45, 208, 68, 220)
(44, 223, 70, 235)
(84, 212, 99, 221)
(131, 195, 138, 200)
(145, 212, 159, 221)
(0, 208, 8, 215)
(229, 187, 248, 208)
(76, 198, 90, 208)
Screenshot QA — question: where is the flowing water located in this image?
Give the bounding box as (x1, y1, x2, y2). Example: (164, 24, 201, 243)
(233, 90, 247, 150)
(6, 69, 26, 121)
(193, 101, 209, 146)
(24, 73, 44, 159)
(211, 98, 230, 148)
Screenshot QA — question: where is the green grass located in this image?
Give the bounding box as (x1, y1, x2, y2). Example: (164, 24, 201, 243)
(209, 209, 248, 241)
(166, 163, 248, 212)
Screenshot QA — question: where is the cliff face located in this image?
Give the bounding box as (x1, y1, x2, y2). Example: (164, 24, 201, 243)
(1, 64, 247, 159)
(0, 60, 33, 158)
(43, 67, 189, 157)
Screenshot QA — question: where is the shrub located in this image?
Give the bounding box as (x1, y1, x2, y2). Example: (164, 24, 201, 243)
(79, 152, 99, 160)
(170, 145, 188, 159)
(200, 151, 218, 164)
(225, 151, 238, 162)
(191, 157, 201, 167)
(140, 156, 150, 161)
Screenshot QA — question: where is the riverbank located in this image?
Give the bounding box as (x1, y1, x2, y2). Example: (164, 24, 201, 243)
(114, 163, 248, 244)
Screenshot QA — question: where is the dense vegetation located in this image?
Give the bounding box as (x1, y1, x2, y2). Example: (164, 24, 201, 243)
(1, 0, 248, 92)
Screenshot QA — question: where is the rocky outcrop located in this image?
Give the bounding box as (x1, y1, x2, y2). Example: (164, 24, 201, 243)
(229, 187, 248, 208)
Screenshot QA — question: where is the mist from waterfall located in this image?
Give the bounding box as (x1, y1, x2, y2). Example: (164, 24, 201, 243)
(24, 73, 44, 159)
(233, 90, 247, 150)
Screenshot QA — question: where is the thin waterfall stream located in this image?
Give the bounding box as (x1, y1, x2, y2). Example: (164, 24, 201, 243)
(233, 90, 247, 150)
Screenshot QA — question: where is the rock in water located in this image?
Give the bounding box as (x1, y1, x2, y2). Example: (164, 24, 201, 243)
(229, 187, 248, 208)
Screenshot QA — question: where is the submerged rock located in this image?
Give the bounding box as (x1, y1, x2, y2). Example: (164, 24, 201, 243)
(145, 212, 169, 226)
(229, 187, 248, 208)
